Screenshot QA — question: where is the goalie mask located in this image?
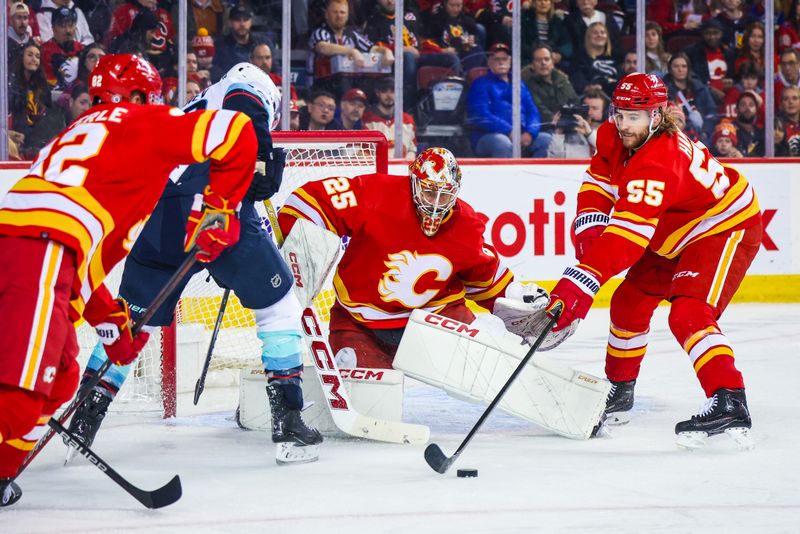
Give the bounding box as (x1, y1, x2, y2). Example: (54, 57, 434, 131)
(224, 62, 282, 130)
(410, 148, 462, 237)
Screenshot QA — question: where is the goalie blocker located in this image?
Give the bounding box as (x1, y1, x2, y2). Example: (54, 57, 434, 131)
(394, 310, 611, 440)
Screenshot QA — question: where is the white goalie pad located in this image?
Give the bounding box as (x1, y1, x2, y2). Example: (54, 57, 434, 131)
(394, 310, 611, 440)
(279, 218, 342, 307)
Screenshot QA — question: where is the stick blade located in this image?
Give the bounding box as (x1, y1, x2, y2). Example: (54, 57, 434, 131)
(193, 379, 203, 405)
(424, 443, 451, 474)
(132, 474, 183, 509)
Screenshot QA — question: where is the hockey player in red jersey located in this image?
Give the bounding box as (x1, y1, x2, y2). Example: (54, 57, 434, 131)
(278, 148, 521, 369)
(545, 72, 762, 448)
(0, 54, 257, 506)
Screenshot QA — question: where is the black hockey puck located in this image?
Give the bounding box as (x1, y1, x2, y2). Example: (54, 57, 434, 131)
(457, 469, 478, 478)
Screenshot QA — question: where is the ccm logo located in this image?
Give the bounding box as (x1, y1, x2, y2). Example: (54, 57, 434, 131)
(423, 314, 479, 338)
(288, 252, 303, 288)
(340, 369, 385, 381)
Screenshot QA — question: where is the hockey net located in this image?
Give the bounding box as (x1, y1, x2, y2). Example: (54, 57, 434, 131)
(75, 131, 388, 416)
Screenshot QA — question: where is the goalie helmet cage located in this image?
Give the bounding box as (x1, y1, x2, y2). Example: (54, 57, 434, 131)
(78, 131, 389, 418)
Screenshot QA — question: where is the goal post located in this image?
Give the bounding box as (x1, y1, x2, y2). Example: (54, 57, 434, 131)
(77, 131, 389, 417)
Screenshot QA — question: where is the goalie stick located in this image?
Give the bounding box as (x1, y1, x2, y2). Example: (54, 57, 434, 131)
(264, 200, 430, 445)
(193, 288, 231, 405)
(50, 418, 182, 509)
(424, 303, 562, 474)
(13, 252, 197, 497)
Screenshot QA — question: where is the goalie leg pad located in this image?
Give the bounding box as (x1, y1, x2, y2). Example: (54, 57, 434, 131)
(394, 310, 610, 440)
(279, 218, 342, 308)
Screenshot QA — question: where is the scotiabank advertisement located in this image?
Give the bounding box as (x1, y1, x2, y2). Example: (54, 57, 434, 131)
(1, 160, 797, 279)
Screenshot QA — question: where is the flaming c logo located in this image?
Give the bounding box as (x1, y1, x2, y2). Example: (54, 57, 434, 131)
(378, 250, 453, 308)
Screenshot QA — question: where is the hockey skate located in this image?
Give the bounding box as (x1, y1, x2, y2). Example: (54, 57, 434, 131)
(266, 384, 323, 465)
(0, 479, 22, 507)
(64, 389, 112, 465)
(604, 379, 636, 425)
(675, 388, 753, 450)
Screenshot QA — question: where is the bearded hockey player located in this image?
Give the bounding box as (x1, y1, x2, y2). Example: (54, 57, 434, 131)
(0, 54, 256, 506)
(277, 147, 569, 370)
(545, 73, 763, 449)
(72, 63, 322, 465)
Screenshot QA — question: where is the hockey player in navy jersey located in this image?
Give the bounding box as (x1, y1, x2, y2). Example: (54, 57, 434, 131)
(70, 63, 322, 464)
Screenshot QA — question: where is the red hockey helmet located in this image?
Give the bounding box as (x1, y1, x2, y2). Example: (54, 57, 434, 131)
(612, 73, 668, 111)
(89, 54, 164, 105)
(410, 147, 462, 237)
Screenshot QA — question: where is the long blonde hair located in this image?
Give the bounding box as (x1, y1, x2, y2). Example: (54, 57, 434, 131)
(585, 22, 612, 58)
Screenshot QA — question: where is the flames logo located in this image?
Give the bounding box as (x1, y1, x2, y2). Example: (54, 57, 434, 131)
(378, 250, 453, 308)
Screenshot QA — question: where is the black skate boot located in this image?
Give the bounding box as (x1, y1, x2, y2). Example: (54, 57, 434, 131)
(266, 384, 322, 465)
(0, 479, 22, 507)
(64, 389, 112, 464)
(675, 388, 753, 450)
(604, 379, 636, 425)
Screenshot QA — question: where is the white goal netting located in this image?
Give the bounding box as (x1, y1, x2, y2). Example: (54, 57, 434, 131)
(75, 132, 387, 415)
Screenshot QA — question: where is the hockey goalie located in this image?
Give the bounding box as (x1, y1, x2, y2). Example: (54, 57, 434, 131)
(276, 147, 610, 440)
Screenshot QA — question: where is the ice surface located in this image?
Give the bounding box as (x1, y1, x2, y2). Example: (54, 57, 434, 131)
(4, 304, 799, 533)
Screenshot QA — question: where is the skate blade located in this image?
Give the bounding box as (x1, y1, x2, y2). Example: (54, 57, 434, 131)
(275, 442, 320, 465)
(676, 427, 754, 451)
(63, 445, 78, 466)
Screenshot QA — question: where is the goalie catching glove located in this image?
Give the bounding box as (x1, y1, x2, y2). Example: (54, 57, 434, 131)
(84, 296, 149, 366)
(493, 282, 577, 351)
(184, 186, 241, 263)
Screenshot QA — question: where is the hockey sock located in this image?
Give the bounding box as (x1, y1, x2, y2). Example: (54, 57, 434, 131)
(605, 280, 661, 382)
(267, 366, 304, 410)
(84, 342, 131, 399)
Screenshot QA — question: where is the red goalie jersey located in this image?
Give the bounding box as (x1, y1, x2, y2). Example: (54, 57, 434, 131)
(577, 121, 761, 283)
(278, 173, 512, 329)
(0, 104, 256, 321)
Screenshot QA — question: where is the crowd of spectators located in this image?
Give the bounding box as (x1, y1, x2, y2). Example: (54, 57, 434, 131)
(6, 0, 800, 160)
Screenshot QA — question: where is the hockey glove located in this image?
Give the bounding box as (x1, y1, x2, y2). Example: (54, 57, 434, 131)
(184, 186, 241, 263)
(571, 211, 608, 261)
(94, 298, 150, 366)
(246, 147, 287, 202)
(546, 265, 601, 332)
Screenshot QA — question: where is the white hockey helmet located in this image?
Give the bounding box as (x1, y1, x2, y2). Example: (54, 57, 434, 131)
(409, 147, 462, 237)
(224, 62, 282, 130)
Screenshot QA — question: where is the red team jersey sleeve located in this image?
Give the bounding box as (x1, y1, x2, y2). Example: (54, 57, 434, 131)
(578, 127, 760, 284)
(278, 174, 366, 238)
(0, 104, 256, 321)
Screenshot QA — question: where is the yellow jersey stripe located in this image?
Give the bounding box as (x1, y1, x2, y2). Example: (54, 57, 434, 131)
(693, 346, 734, 372)
(604, 225, 650, 248)
(190, 111, 214, 162)
(209, 113, 251, 161)
(707, 230, 744, 307)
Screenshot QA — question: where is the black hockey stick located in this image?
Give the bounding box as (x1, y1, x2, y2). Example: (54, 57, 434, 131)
(14, 252, 198, 481)
(424, 303, 563, 474)
(49, 418, 182, 508)
(193, 288, 231, 405)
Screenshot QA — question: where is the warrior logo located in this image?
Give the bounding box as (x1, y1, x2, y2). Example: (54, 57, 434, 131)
(378, 250, 453, 308)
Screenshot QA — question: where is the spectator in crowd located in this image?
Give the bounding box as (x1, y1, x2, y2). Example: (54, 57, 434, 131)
(339, 87, 367, 130)
(685, 18, 734, 105)
(422, 0, 485, 72)
(663, 52, 717, 134)
(366, 0, 458, 110)
(722, 61, 763, 121)
(734, 22, 771, 73)
(9, 42, 60, 158)
(565, 0, 622, 56)
(546, 88, 606, 158)
(37, 0, 93, 45)
(522, 44, 578, 125)
(774, 116, 791, 156)
(621, 50, 638, 75)
(646, 0, 709, 37)
(309, 0, 393, 98)
(72, 42, 104, 87)
(363, 77, 417, 160)
(249, 42, 298, 100)
(41, 7, 83, 88)
(299, 90, 344, 130)
(732, 90, 765, 156)
(715, 0, 756, 51)
(7, 2, 36, 64)
(185, 51, 209, 88)
(571, 21, 620, 95)
(778, 85, 800, 154)
(191, 0, 223, 36)
(775, 48, 800, 108)
(667, 100, 702, 141)
(289, 100, 301, 131)
(106, 0, 174, 50)
(466, 43, 549, 158)
(521, 0, 572, 65)
(192, 27, 215, 79)
(109, 9, 173, 78)
(473, 0, 513, 48)
(186, 78, 202, 102)
(711, 121, 744, 158)
(59, 81, 91, 123)
(644, 21, 671, 77)
(211, 4, 273, 82)
(778, 0, 800, 53)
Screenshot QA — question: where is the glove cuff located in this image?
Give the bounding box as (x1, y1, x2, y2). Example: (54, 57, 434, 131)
(202, 186, 235, 213)
(562, 265, 601, 297)
(573, 211, 609, 235)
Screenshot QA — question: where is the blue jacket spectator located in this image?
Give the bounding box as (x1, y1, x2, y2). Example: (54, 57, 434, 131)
(466, 43, 550, 157)
(211, 4, 274, 82)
